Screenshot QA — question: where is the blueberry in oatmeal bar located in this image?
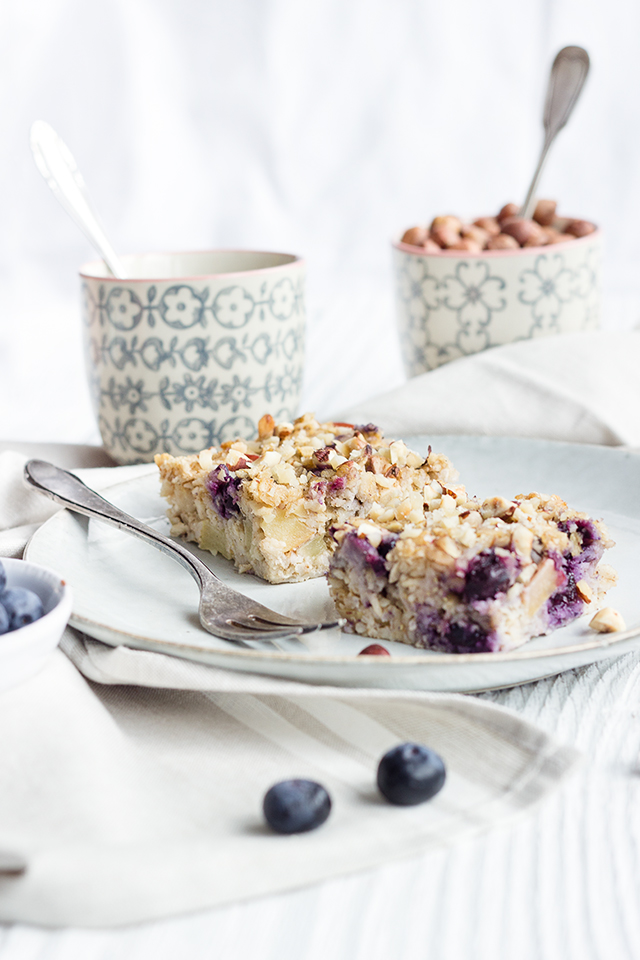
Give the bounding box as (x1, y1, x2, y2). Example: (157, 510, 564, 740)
(327, 489, 616, 653)
(155, 413, 458, 584)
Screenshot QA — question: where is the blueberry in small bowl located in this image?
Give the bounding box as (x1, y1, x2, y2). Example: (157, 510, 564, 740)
(0, 557, 72, 691)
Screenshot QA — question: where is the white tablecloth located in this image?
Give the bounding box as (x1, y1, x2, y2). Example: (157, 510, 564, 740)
(3, 326, 640, 956)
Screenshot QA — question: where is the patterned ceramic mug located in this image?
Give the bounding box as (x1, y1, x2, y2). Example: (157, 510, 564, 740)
(392, 229, 601, 376)
(81, 250, 305, 464)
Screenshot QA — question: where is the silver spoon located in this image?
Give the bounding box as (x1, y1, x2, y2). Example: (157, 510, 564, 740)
(30, 120, 126, 279)
(520, 46, 590, 221)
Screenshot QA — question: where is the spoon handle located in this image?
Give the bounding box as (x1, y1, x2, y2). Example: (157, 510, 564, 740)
(30, 120, 127, 280)
(521, 46, 590, 220)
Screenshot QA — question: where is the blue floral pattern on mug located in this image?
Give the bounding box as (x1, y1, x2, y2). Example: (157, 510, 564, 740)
(394, 235, 601, 376)
(442, 262, 506, 325)
(84, 265, 305, 463)
(212, 286, 255, 328)
(518, 253, 575, 333)
(106, 288, 143, 330)
(160, 285, 207, 328)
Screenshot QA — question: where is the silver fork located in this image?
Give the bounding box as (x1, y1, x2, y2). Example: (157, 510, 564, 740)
(24, 460, 344, 644)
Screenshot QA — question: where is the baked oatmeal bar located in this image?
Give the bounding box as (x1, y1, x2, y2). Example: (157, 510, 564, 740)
(155, 413, 458, 584)
(328, 489, 616, 653)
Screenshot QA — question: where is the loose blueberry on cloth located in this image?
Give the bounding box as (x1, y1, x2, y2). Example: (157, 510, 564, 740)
(377, 743, 446, 806)
(263, 780, 332, 834)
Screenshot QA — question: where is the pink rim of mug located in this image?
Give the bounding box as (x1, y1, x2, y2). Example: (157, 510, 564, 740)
(79, 249, 305, 283)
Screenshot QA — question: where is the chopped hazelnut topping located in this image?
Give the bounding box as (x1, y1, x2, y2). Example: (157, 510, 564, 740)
(589, 608, 626, 633)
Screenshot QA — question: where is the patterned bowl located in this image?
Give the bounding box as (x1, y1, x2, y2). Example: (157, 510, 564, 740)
(392, 229, 601, 376)
(81, 251, 305, 464)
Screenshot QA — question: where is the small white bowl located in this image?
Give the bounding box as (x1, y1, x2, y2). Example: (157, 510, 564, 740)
(0, 558, 72, 691)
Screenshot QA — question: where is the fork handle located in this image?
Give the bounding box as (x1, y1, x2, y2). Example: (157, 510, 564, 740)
(24, 459, 215, 591)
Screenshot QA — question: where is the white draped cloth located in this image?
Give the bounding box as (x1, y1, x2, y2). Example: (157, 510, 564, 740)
(0, 331, 638, 927)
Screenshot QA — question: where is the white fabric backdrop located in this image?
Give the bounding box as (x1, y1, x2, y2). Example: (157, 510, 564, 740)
(1, 0, 639, 441)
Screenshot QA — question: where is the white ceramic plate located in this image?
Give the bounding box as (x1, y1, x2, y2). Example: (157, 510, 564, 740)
(25, 436, 640, 692)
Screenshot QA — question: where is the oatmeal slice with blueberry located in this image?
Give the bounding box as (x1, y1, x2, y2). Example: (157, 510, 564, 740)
(155, 412, 459, 584)
(328, 490, 616, 653)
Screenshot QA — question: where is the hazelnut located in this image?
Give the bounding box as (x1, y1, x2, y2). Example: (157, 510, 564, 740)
(589, 607, 626, 633)
(480, 495, 516, 519)
(553, 217, 572, 233)
(523, 233, 549, 247)
(423, 238, 441, 252)
(401, 226, 429, 246)
(501, 217, 546, 247)
(473, 216, 501, 237)
(431, 215, 462, 232)
(575, 579, 593, 603)
(430, 228, 458, 248)
(541, 226, 570, 244)
(486, 233, 520, 250)
(564, 219, 597, 238)
(461, 224, 490, 248)
(449, 237, 482, 253)
(258, 414, 275, 439)
(497, 202, 519, 223)
(430, 215, 462, 249)
(533, 199, 557, 226)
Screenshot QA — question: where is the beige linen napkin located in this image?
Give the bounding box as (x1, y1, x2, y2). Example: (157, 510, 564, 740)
(0, 642, 579, 927)
(339, 331, 640, 446)
(5, 326, 629, 926)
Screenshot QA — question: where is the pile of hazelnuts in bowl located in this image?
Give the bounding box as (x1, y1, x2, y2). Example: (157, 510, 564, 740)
(400, 200, 597, 253)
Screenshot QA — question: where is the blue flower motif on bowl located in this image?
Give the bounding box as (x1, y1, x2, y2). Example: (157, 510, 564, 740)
(107, 337, 138, 370)
(250, 333, 272, 365)
(398, 255, 440, 325)
(115, 378, 151, 415)
(211, 336, 246, 370)
(442, 262, 506, 326)
(140, 337, 173, 372)
(172, 418, 212, 452)
(519, 253, 575, 333)
(123, 418, 158, 455)
(212, 286, 255, 328)
(272, 365, 299, 401)
(269, 277, 297, 320)
(220, 375, 255, 412)
(218, 416, 256, 444)
(179, 338, 210, 371)
(172, 374, 217, 413)
(106, 289, 144, 330)
(159, 285, 207, 329)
